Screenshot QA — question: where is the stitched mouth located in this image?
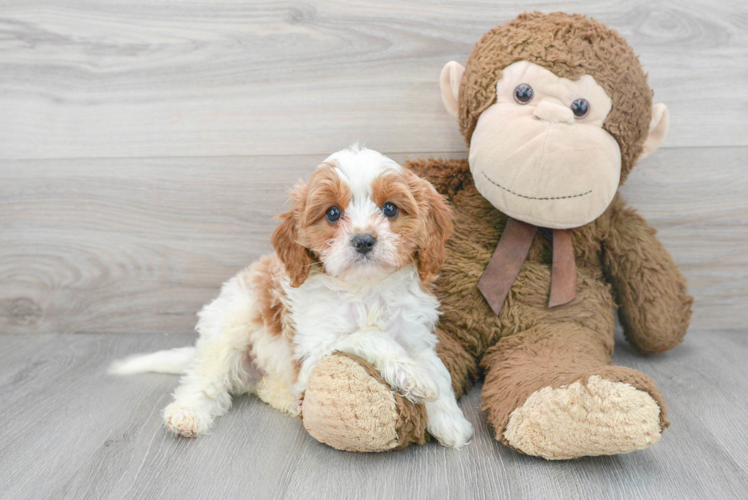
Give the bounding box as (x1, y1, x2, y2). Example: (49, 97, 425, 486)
(482, 171, 592, 201)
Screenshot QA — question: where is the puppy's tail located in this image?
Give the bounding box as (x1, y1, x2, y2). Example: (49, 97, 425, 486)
(109, 346, 196, 375)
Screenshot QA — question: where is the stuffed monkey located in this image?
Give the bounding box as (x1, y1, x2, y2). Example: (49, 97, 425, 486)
(300, 12, 693, 459)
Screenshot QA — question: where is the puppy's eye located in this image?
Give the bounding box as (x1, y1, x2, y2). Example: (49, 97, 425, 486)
(325, 206, 341, 223)
(514, 83, 534, 104)
(382, 202, 398, 219)
(571, 98, 590, 118)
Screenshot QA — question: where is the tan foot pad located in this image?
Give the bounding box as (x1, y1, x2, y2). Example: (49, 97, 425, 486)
(302, 352, 427, 452)
(504, 375, 662, 460)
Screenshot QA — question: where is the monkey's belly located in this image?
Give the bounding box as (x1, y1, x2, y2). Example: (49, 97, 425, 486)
(435, 189, 616, 359)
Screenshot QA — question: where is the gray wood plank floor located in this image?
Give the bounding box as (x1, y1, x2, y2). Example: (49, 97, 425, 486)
(1, 329, 747, 500)
(1, 0, 747, 498)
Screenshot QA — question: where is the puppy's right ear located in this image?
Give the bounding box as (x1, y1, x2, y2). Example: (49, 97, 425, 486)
(271, 184, 313, 287)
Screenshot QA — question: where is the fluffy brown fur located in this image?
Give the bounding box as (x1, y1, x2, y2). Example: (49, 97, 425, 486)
(406, 170, 454, 283)
(370, 169, 454, 283)
(459, 11, 653, 183)
(271, 164, 353, 287)
(300, 13, 693, 459)
(407, 157, 691, 450)
(246, 254, 290, 339)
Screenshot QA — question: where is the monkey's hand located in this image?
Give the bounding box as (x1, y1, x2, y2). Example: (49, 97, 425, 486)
(602, 197, 693, 354)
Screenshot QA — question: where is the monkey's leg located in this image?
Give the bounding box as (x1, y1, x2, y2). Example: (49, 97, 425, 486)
(481, 322, 668, 460)
(301, 329, 477, 452)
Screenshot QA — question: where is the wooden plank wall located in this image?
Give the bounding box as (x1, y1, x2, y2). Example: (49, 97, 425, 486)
(1, 0, 746, 335)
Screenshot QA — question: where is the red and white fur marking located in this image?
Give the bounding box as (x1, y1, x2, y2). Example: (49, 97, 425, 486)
(110, 145, 473, 449)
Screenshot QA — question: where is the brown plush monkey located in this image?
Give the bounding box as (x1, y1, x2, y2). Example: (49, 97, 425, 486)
(301, 12, 693, 459)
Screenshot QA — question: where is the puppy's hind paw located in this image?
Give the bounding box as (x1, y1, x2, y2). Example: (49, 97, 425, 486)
(163, 403, 212, 437)
(257, 377, 302, 417)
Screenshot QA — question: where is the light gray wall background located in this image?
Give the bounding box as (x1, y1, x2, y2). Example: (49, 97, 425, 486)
(1, 0, 745, 336)
(1, 2, 746, 499)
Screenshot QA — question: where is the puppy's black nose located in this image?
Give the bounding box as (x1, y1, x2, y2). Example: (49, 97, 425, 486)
(351, 233, 376, 254)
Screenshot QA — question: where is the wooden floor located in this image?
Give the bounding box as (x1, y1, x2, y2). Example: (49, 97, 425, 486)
(1, 1, 747, 499)
(1, 329, 747, 500)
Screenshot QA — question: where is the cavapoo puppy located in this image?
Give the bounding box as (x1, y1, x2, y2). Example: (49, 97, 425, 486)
(111, 146, 474, 449)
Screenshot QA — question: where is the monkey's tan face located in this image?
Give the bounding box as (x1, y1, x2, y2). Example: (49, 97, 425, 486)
(469, 61, 621, 229)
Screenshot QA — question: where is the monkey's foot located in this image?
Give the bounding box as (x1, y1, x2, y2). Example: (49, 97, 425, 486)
(301, 351, 428, 452)
(504, 374, 663, 460)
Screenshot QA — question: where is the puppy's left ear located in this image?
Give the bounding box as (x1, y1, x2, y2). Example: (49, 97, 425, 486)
(407, 170, 453, 283)
(271, 183, 314, 287)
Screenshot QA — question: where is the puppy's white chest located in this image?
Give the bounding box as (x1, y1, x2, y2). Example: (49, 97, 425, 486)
(304, 288, 398, 335)
(285, 269, 434, 344)
(346, 295, 391, 333)
(363, 304, 384, 330)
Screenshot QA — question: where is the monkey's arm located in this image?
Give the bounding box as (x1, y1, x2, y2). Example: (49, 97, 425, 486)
(601, 198, 693, 354)
(435, 328, 478, 398)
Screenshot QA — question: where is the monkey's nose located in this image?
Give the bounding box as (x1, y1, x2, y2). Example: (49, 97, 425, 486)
(351, 233, 376, 254)
(533, 100, 574, 124)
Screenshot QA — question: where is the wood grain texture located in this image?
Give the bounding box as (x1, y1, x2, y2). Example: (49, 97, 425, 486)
(1, 1, 746, 497)
(0, 0, 746, 160)
(2, 148, 746, 334)
(0, 329, 746, 500)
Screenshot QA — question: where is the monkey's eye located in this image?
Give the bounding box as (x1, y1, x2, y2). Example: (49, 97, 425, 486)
(571, 98, 590, 118)
(514, 84, 534, 104)
(325, 206, 341, 223)
(382, 202, 399, 219)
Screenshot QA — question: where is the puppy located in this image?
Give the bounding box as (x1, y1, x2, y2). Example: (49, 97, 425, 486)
(111, 146, 474, 449)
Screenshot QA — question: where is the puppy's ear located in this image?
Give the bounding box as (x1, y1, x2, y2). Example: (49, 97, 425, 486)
(407, 171, 453, 283)
(271, 184, 313, 287)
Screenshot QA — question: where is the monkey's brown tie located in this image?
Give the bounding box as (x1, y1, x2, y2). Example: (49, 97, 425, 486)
(477, 217, 577, 315)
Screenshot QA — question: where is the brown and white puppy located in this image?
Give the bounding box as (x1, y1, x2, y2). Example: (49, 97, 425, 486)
(111, 146, 474, 449)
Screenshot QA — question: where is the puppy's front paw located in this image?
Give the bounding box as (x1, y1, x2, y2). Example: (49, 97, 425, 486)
(428, 411, 474, 449)
(386, 363, 440, 403)
(163, 403, 212, 437)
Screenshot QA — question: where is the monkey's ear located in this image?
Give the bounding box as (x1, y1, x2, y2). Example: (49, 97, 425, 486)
(440, 61, 465, 118)
(640, 103, 669, 160)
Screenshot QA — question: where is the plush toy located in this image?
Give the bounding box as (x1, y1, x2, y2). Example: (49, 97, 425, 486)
(300, 12, 693, 459)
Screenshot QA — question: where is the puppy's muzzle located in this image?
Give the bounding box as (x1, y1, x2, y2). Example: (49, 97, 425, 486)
(351, 233, 376, 255)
